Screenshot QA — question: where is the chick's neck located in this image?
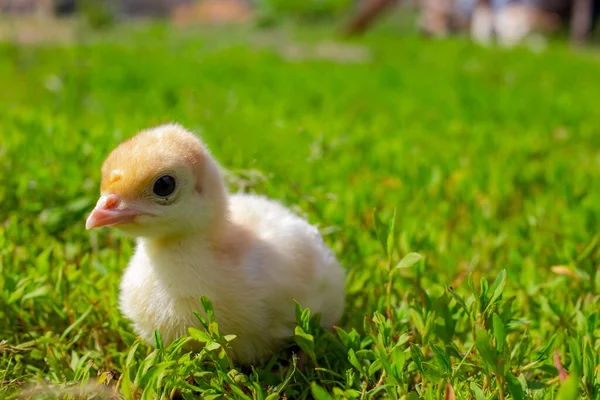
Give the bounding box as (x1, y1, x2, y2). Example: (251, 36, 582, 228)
(143, 198, 231, 253)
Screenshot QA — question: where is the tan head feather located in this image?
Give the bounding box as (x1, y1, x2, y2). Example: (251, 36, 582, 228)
(100, 124, 207, 200)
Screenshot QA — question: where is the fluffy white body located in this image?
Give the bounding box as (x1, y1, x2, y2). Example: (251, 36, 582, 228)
(120, 194, 345, 363)
(86, 124, 345, 364)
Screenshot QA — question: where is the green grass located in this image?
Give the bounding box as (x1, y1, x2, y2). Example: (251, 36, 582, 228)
(1, 21, 600, 399)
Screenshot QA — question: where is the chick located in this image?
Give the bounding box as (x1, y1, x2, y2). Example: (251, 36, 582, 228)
(86, 124, 345, 364)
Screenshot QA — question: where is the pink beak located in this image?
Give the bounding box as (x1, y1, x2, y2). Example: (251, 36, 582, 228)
(85, 194, 142, 230)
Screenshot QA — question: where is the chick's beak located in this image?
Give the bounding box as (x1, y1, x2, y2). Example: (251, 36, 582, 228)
(86, 194, 142, 230)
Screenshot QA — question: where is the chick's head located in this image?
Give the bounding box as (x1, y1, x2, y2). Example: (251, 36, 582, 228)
(86, 124, 227, 238)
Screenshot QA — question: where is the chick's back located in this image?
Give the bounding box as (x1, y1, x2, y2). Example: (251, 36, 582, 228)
(228, 193, 345, 331)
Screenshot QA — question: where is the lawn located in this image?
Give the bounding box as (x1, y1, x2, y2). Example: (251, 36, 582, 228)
(1, 19, 600, 399)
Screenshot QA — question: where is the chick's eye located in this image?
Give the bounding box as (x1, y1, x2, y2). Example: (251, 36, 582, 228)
(153, 175, 177, 197)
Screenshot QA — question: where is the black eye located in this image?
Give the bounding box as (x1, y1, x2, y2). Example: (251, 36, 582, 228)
(153, 175, 177, 197)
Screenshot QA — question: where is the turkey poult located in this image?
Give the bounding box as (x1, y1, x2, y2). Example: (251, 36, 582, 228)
(85, 124, 345, 364)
